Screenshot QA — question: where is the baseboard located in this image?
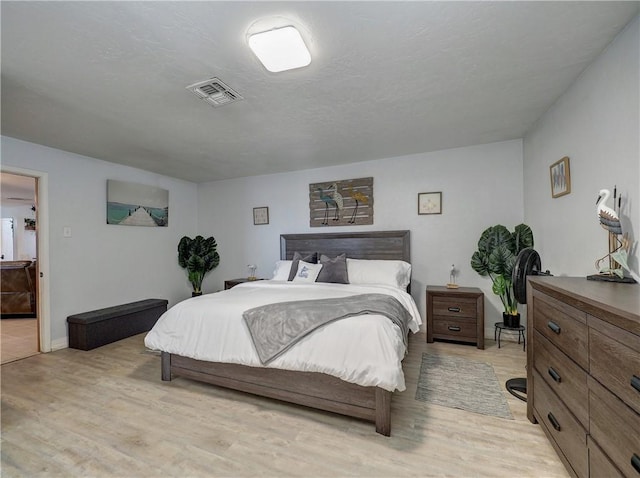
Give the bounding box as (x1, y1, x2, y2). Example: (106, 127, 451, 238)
(1, 314, 37, 319)
(51, 337, 69, 351)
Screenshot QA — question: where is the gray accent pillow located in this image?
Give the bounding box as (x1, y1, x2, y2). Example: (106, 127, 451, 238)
(316, 253, 349, 284)
(288, 252, 318, 281)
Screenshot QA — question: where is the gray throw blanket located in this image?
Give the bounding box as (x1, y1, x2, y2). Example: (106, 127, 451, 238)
(242, 293, 412, 364)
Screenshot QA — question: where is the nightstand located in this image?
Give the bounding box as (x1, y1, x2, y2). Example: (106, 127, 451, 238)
(426, 286, 484, 349)
(224, 278, 265, 290)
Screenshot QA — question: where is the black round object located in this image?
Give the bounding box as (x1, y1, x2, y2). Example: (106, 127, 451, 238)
(512, 248, 542, 305)
(506, 378, 527, 402)
(505, 248, 546, 404)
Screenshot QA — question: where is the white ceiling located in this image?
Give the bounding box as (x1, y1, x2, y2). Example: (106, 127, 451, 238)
(1, 173, 36, 206)
(1, 2, 638, 183)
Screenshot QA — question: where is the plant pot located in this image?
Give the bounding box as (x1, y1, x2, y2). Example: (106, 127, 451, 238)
(192, 291, 202, 297)
(503, 312, 521, 328)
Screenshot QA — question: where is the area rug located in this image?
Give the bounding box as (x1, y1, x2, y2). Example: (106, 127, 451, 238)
(415, 353, 513, 419)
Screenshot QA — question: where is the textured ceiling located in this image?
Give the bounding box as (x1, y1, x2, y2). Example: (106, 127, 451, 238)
(1, 173, 36, 205)
(1, 2, 638, 183)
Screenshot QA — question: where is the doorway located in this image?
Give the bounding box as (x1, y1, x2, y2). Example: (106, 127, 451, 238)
(1, 172, 40, 363)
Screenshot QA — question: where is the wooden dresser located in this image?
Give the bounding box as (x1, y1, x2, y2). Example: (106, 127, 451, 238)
(526, 277, 640, 477)
(426, 286, 484, 349)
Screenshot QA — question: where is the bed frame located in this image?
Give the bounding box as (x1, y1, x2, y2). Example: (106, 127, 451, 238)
(160, 230, 410, 436)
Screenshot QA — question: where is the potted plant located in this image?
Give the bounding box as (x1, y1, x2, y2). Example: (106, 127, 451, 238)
(470, 224, 534, 327)
(178, 235, 220, 296)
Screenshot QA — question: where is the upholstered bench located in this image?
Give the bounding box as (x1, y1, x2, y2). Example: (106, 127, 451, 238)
(67, 299, 167, 350)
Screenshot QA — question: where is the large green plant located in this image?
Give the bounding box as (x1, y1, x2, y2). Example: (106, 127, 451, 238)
(178, 235, 220, 294)
(470, 224, 534, 316)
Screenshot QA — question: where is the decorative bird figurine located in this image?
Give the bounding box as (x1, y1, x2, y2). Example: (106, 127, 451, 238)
(347, 187, 368, 223)
(596, 189, 622, 234)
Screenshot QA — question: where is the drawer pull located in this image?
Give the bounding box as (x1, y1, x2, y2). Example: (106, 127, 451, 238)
(448, 326, 461, 332)
(548, 367, 562, 383)
(547, 412, 561, 431)
(632, 375, 640, 394)
(447, 307, 461, 313)
(631, 454, 640, 474)
(547, 321, 561, 334)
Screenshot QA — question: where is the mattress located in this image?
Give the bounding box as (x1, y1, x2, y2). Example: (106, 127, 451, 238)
(144, 280, 422, 391)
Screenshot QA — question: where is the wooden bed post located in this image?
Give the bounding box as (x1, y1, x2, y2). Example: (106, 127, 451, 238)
(161, 351, 172, 381)
(375, 388, 392, 436)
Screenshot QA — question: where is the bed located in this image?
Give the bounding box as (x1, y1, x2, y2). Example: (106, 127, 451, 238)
(145, 230, 419, 435)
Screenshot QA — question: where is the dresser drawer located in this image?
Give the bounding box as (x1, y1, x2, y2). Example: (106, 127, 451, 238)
(589, 376, 640, 478)
(533, 330, 588, 428)
(533, 292, 588, 369)
(432, 297, 478, 319)
(589, 320, 640, 416)
(432, 317, 477, 342)
(533, 370, 588, 478)
(588, 436, 624, 478)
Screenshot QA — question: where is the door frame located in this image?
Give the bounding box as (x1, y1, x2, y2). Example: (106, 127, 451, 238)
(1, 166, 51, 352)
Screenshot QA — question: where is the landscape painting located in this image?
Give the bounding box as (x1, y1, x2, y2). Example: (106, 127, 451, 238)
(107, 180, 168, 227)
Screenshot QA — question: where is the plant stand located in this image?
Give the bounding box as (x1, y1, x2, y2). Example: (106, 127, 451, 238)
(494, 322, 525, 351)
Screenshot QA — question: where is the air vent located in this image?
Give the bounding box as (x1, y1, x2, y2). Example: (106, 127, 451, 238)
(186, 77, 243, 108)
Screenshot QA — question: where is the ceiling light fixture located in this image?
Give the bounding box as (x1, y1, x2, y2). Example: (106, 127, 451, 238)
(248, 26, 311, 73)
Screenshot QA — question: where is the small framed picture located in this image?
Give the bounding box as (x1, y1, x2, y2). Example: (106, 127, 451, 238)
(418, 192, 442, 215)
(253, 206, 269, 225)
(550, 157, 571, 198)
(24, 218, 36, 231)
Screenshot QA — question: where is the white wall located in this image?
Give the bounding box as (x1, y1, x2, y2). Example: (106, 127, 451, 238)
(523, 16, 639, 280)
(0, 203, 37, 260)
(1, 136, 198, 347)
(198, 139, 525, 336)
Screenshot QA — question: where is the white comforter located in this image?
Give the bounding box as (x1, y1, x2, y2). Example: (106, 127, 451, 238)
(144, 281, 422, 392)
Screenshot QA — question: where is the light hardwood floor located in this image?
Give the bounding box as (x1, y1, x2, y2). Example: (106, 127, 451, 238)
(1, 318, 39, 364)
(1, 331, 568, 477)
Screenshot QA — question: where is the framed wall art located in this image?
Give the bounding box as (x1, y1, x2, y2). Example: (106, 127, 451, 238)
(550, 156, 571, 198)
(418, 192, 442, 215)
(107, 180, 168, 227)
(24, 218, 36, 231)
(253, 206, 269, 225)
(309, 177, 373, 227)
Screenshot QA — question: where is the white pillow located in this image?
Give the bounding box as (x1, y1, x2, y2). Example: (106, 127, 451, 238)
(346, 259, 411, 290)
(272, 260, 293, 280)
(292, 261, 323, 283)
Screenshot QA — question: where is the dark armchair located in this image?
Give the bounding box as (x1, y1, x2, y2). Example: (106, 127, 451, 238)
(1, 260, 37, 317)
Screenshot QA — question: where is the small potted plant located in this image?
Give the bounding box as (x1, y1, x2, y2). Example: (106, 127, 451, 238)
(178, 235, 220, 296)
(471, 224, 534, 327)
